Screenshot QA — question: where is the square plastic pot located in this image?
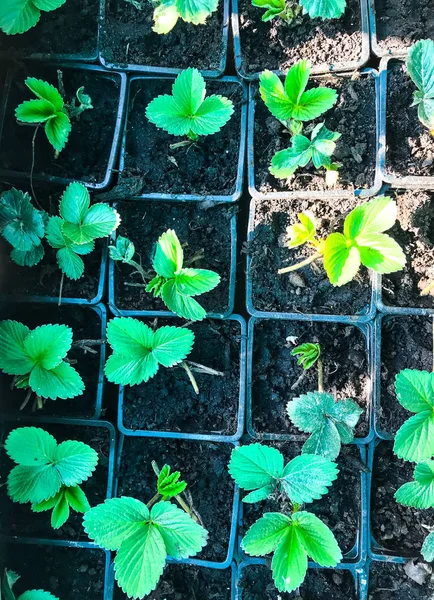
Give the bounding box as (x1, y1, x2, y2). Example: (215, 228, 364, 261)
(245, 196, 378, 322)
(106, 560, 237, 599)
(0, 302, 107, 420)
(0, 241, 107, 306)
(247, 69, 382, 201)
(246, 316, 375, 445)
(117, 75, 247, 202)
(236, 443, 369, 565)
(115, 314, 247, 442)
(98, 0, 229, 77)
(0, 417, 116, 543)
(378, 57, 434, 190)
(359, 557, 408, 600)
(108, 201, 237, 319)
(0, 63, 127, 190)
(235, 560, 363, 600)
(1, 536, 112, 600)
(231, 0, 370, 80)
(113, 434, 240, 568)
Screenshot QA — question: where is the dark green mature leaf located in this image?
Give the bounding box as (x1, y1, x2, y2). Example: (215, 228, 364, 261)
(11, 244, 44, 267)
(146, 229, 220, 321)
(299, 0, 346, 19)
(280, 454, 338, 503)
(146, 68, 233, 139)
(287, 392, 363, 460)
(260, 62, 337, 123)
(105, 318, 195, 386)
(83, 497, 208, 599)
(394, 369, 434, 462)
(0, 0, 66, 35)
(0, 188, 45, 253)
(395, 460, 434, 509)
(46, 215, 94, 280)
(407, 39, 434, 131)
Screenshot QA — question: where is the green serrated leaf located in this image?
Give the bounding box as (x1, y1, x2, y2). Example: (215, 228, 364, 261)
(57, 246, 85, 279)
(28, 360, 84, 400)
(8, 464, 61, 504)
(146, 68, 233, 138)
(59, 182, 90, 224)
(407, 39, 434, 98)
(62, 204, 120, 245)
(161, 280, 207, 321)
(0, 0, 40, 35)
(299, 0, 346, 19)
(0, 188, 45, 251)
(344, 196, 397, 239)
(228, 444, 284, 502)
(157, 464, 187, 498)
(45, 112, 71, 153)
(25, 78, 64, 110)
(323, 233, 361, 287)
(241, 512, 291, 556)
(292, 511, 342, 566)
(11, 244, 44, 267)
(151, 326, 195, 367)
(33, 0, 66, 11)
(174, 268, 220, 296)
(394, 411, 434, 463)
(23, 323, 72, 369)
(5, 426, 56, 465)
(18, 591, 59, 600)
(153, 229, 184, 278)
(64, 485, 90, 513)
(280, 454, 338, 504)
(286, 211, 317, 249)
(271, 523, 307, 593)
(151, 501, 208, 559)
(175, 0, 218, 23)
(0, 320, 34, 375)
(51, 492, 70, 528)
(55, 440, 98, 486)
(395, 369, 434, 412)
(395, 460, 434, 509)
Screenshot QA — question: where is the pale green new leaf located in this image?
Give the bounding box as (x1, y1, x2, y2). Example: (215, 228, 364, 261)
(157, 464, 187, 498)
(286, 211, 317, 249)
(152, 0, 179, 34)
(299, 0, 346, 19)
(272, 524, 307, 593)
(323, 233, 361, 286)
(395, 369, 434, 412)
(422, 531, 434, 562)
(174, 268, 221, 296)
(290, 342, 320, 370)
(280, 454, 338, 503)
(395, 460, 434, 509)
(344, 196, 397, 239)
(146, 68, 233, 138)
(228, 444, 284, 502)
(153, 229, 184, 278)
(357, 233, 406, 274)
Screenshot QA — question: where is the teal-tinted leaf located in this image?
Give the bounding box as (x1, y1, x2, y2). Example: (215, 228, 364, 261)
(11, 244, 44, 267)
(18, 591, 59, 600)
(56, 246, 84, 279)
(23, 323, 72, 369)
(109, 236, 135, 262)
(161, 279, 207, 321)
(107, 317, 154, 357)
(309, 123, 341, 169)
(407, 39, 434, 97)
(153, 229, 184, 278)
(45, 112, 71, 153)
(151, 501, 208, 559)
(0, 0, 40, 34)
(45, 215, 67, 249)
(394, 411, 434, 463)
(175, 0, 218, 23)
(62, 204, 120, 245)
(270, 134, 312, 178)
(324, 233, 361, 286)
(32, 491, 61, 513)
(55, 439, 98, 486)
(422, 531, 434, 562)
(228, 444, 284, 501)
(25, 78, 64, 110)
(5, 426, 56, 465)
(299, 0, 346, 19)
(174, 268, 220, 296)
(302, 420, 341, 460)
(51, 492, 70, 529)
(28, 360, 84, 400)
(395, 369, 434, 413)
(64, 485, 90, 513)
(287, 391, 335, 433)
(151, 326, 195, 367)
(0, 320, 34, 375)
(15, 99, 56, 123)
(8, 464, 61, 504)
(241, 512, 291, 556)
(280, 454, 338, 503)
(32, 0, 66, 11)
(0, 188, 45, 251)
(59, 182, 90, 224)
(104, 353, 159, 386)
(395, 460, 434, 509)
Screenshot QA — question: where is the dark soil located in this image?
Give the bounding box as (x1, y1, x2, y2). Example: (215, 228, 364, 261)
(101, 0, 225, 71)
(0, 304, 103, 419)
(249, 197, 372, 315)
(0, 0, 98, 58)
(0, 65, 121, 186)
(237, 0, 363, 76)
(114, 564, 232, 599)
(116, 437, 235, 563)
(113, 201, 235, 315)
(121, 79, 243, 196)
(368, 561, 434, 599)
(379, 316, 432, 435)
(382, 190, 434, 309)
(1, 541, 106, 600)
(240, 564, 356, 600)
(253, 75, 376, 194)
(373, 0, 434, 54)
(371, 442, 434, 555)
(251, 319, 370, 437)
(240, 443, 362, 556)
(385, 63, 434, 178)
(122, 318, 242, 436)
(0, 423, 111, 540)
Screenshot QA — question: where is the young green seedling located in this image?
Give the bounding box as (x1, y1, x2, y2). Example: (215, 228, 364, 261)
(0, 188, 46, 267)
(259, 60, 337, 134)
(1, 568, 59, 600)
(0, 0, 66, 34)
(146, 68, 233, 145)
(15, 77, 93, 157)
(288, 343, 362, 460)
(109, 235, 148, 284)
(46, 181, 120, 302)
(152, 0, 218, 33)
(253, 0, 345, 21)
(0, 321, 84, 409)
(406, 39, 434, 136)
(83, 462, 208, 599)
(5, 427, 98, 529)
(393, 369, 434, 463)
(228, 444, 342, 593)
(395, 459, 434, 562)
(278, 196, 406, 286)
(146, 229, 220, 321)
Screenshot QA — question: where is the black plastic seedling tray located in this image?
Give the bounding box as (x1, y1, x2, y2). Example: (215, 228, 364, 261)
(231, 0, 370, 80)
(247, 69, 382, 201)
(0, 63, 127, 190)
(98, 0, 230, 77)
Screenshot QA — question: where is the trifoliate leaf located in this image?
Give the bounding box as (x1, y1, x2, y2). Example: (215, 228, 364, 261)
(146, 68, 233, 139)
(23, 323, 72, 370)
(46, 215, 93, 279)
(0, 0, 40, 35)
(157, 464, 187, 498)
(259, 61, 336, 123)
(286, 211, 317, 249)
(299, 0, 346, 19)
(395, 460, 434, 509)
(287, 392, 363, 460)
(228, 444, 284, 502)
(105, 318, 194, 386)
(0, 320, 34, 375)
(109, 236, 135, 263)
(0, 188, 45, 251)
(422, 531, 434, 562)
(280, 454, 339, 503)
